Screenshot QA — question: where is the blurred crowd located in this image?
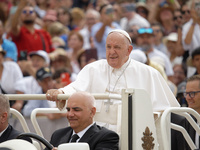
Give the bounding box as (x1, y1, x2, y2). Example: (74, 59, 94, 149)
(0, 0, 200, 117)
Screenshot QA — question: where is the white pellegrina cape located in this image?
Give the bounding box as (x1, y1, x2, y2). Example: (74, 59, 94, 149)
(59, 58, 180, 111)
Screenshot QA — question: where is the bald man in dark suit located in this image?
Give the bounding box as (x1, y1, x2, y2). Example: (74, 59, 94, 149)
(0, 94, 31, 143)
(48, 92, 119, 150)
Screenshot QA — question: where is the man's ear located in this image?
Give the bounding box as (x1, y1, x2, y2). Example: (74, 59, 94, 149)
(91, 107, 96, 118)
(1, 112, 8, 123)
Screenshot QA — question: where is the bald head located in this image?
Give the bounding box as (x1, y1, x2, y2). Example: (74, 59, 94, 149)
(66, 92, 96, 132)
(0, 94, 10, 132)
(68, 91, 95, 108)
(0, 94, 10, 115)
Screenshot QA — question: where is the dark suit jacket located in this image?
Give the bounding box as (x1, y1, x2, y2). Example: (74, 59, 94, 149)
(171, 113, 188, 150)
(48, 123, 119, 150)
(0, 124, 32, 143)
(185, 115, 197, 150)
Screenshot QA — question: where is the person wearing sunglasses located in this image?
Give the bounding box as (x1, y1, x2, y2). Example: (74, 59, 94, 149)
(8, 0, 54, 60)
(182, 0, 200, 56)
(181, 3, 191, 24)
(151, 22, 168, 55)
(137, 27, 174, 81)
(173, 9, 183, 30)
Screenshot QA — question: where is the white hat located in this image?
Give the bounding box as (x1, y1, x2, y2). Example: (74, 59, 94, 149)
(167, 32, 178, 41)
(130, 50, 147, 64)
(108, 29, 132, 43)
(29, 50, 50, 65)
(163, 32, 178, 45)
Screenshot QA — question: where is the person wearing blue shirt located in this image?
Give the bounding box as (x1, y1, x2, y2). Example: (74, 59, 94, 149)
(0, 20, 18, 62)
(91, 4, 121, 59)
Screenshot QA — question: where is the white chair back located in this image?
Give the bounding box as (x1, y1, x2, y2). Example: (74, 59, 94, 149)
(120, 89, 159, 150)
(161, 107, 200, 150)
(58, 143, 90, 150)
(10, 108, 30, 133)
(0, 139, 37, 150)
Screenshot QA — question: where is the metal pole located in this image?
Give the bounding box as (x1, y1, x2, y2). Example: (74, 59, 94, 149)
(6, 94, 122, 100)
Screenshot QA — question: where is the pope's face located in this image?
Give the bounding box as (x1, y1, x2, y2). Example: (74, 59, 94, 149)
(106, 32, 132, 68)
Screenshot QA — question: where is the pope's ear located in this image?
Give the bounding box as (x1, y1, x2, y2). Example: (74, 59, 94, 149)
(128, 45, 133, 55)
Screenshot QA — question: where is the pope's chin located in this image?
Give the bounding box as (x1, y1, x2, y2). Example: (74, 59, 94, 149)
(108, 59, 118, 68)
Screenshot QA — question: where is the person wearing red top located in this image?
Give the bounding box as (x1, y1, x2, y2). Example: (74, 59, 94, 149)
(9, 0, 54, 59)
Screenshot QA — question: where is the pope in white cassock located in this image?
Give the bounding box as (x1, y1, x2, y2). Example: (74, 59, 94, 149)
(46, 29, 179, 112)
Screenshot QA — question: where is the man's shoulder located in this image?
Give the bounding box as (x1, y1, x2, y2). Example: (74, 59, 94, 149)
(53, 126, 72, 135)
(35, 29, 51, 37)
(84, 59, 107, 69)
(151, 49, 169, 59)
(89, 124, 118, 136)
(3, 61, 19, 68)
(130, 59, 160, 74)
(182, 19, 193, 31)
(129, 14, 150, 27)
(4, 124, 22, 139)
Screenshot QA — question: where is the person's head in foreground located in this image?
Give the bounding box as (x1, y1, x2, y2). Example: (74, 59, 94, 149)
(185, 74, 200, 114)
(66, 92, 96, 133)
(0, 94, 10, 132)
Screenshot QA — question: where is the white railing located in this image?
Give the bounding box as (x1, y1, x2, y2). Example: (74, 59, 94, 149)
(7, 93, 122, 101)
(6, 89, 163, 150)
(161, 107, 200, 150)
(10, 108, 30, 133)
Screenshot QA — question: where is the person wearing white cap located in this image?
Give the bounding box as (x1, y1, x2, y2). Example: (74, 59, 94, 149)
(15, 50, 52, 114)
(18, 50, 50, 77)
(137, 27, 174, 81)
(46, 28, 179, 125)
(164, 32, 183, 67)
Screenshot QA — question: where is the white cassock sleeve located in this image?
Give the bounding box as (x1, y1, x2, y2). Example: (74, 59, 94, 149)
(58, 60, 108, 110)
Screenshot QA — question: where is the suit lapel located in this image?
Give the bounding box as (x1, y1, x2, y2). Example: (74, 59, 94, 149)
(79, 124, 98, 143)
(0, 125, 12, 143)
(60, 128, 73, 144)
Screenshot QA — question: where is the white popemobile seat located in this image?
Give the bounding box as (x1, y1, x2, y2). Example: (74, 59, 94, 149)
(0, 139, 37, 150)
(58, 143, 90, 150)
